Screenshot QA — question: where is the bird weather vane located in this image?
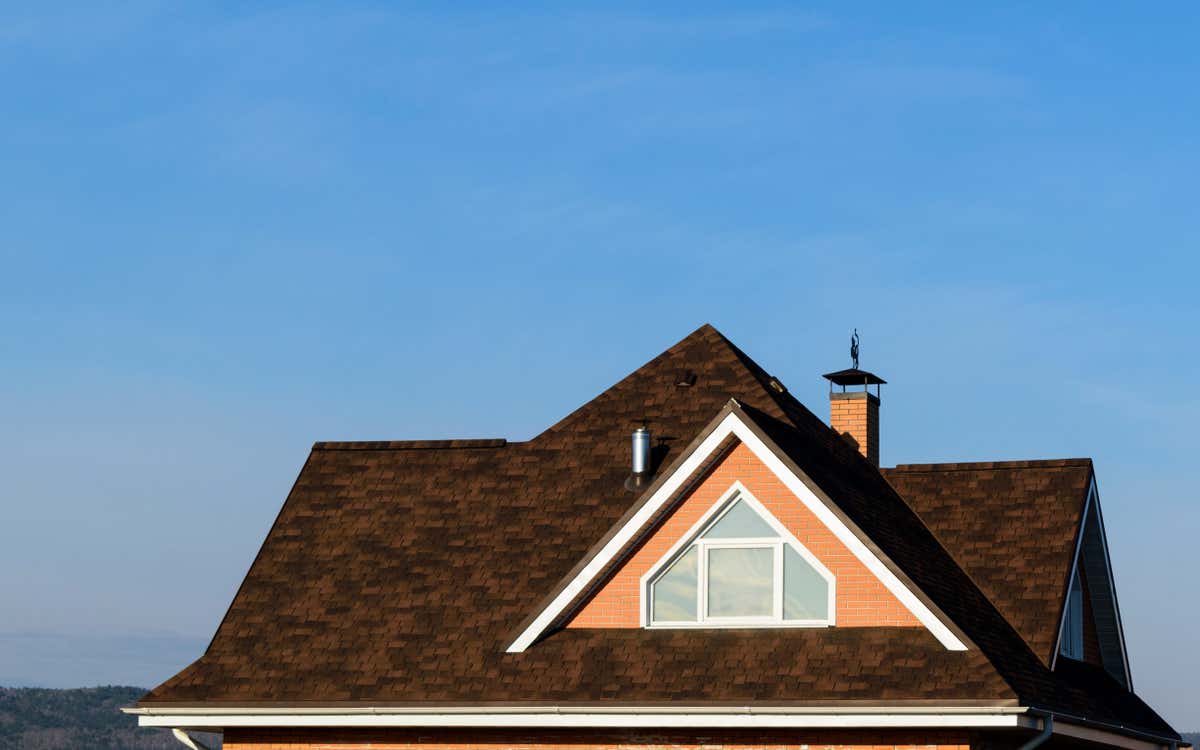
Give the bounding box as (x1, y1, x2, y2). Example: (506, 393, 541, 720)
(850, 329, 860, 370)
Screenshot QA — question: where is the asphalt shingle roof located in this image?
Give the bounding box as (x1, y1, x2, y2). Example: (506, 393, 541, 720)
(138, 325, 1176, 740)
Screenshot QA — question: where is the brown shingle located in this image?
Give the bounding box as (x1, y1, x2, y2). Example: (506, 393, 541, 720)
(882, 460, 1092, 666)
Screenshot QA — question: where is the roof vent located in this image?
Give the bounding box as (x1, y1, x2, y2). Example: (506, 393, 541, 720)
(631, 427, 652, 475)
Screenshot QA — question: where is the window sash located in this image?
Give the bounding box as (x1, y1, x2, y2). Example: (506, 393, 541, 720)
(646, 490, 834, 628)
(651, 538, 828, 626)
(702, 541, 779, 621)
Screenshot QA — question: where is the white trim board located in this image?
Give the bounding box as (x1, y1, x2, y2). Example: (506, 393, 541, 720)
(505, 408, 967, 653)
(129, 708, 1027, 729)
(1051, 483, 1092, 668)
(135, 714, 1027, 729)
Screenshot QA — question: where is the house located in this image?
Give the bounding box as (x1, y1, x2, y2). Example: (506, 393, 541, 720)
(127, 325, 1186, 750)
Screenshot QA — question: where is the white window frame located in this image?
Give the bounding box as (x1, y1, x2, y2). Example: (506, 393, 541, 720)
(642, 481, 836, 629)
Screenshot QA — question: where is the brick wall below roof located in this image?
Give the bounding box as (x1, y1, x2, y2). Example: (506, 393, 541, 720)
(566, 441, 920, 628)
(830, 393, 878, 466)
(223, 728, 976, 750)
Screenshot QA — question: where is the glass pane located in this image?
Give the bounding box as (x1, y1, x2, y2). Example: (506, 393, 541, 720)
(651, 547, 698, 622)
(783, 545, 829, 620)
(702, 499, 777, 539)
(1063, 572, 1083, 658)
(707, 546, 773, 617)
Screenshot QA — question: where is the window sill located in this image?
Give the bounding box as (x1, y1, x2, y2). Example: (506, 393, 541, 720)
(644, 621, 833, 630)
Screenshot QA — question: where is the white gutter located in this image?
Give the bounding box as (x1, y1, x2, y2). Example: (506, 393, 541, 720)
(124, 704, 1026, 717)
(129, 708, 1028, 730)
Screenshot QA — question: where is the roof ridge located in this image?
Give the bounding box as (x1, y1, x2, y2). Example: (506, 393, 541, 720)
(313, 439, 508, 451)
(888, 458, 1092, 472)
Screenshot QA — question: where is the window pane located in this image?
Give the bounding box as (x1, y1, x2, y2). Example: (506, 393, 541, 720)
(783, 545, 829, 620)
(702, 499, 777, 539)
(1062, 571, 1083, 659)
(707, 547, 773, 617)
(651, 547, 698, 622)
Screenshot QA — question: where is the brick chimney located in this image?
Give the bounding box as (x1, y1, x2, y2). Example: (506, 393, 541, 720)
(823, 365, 886, 466)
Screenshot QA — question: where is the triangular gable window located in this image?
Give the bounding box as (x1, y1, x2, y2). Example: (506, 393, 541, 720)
(646, 486, 835, 627)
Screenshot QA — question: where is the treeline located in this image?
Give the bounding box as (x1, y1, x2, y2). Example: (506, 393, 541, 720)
(0, 686, 220, 750)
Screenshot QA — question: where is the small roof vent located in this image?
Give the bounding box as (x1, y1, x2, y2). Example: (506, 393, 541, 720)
(631, 427, 652, 475)
(625, 427, 653, 492)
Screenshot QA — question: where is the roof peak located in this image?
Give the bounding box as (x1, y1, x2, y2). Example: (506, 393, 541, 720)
(530, 322, 803, 445)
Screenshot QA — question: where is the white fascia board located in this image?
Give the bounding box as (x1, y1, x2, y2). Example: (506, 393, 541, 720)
(506, 409, 966, 652)
(133, 709, 1026, 729)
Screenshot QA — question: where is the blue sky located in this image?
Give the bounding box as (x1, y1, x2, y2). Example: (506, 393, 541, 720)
(1, 0, 1198, 729)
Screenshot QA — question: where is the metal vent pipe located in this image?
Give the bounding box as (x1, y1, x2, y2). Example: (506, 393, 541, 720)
(632, 427, 651, 475)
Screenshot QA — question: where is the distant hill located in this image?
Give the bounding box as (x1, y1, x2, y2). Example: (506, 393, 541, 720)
(0, 686, 220, 750)
(1183, 733, 1199, 748)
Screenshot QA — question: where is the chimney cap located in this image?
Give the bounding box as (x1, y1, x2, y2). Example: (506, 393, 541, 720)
(822, 368, 887, 386)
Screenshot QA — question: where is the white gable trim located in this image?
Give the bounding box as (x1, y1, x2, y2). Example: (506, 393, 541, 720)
(1051, 483, 1092, 669)
(638, 480, 837, 628)
(1050, 477, 1133, 687)
(504, 409, 967, 652)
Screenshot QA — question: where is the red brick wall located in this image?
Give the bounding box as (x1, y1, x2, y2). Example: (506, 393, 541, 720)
(830, 393, 879, 466)
(223, 727, 973, 750)
(565, 441, 920, 628)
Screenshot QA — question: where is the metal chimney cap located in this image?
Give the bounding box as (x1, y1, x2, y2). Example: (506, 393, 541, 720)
(822, 368, 887, 386)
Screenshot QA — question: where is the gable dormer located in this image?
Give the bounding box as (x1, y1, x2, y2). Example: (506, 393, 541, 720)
(507, 401, 969, 652)
(565, 440, 917, 631)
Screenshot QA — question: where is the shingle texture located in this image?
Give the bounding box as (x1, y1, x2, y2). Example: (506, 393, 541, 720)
(138, 325, 1176, 739)
(882, 460, 1093, 667)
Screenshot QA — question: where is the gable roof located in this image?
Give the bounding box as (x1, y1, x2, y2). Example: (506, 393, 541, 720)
(136, 325, 1178, 741)
(882, 459, 1094, 667)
